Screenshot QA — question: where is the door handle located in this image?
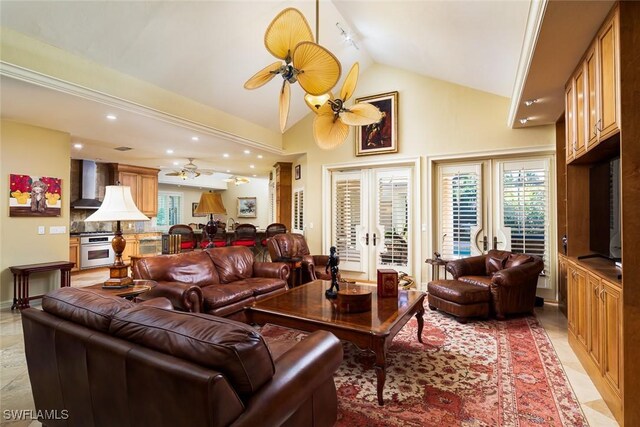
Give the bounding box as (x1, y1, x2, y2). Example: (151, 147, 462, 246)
(493, 236, 503, 250)
(373, 233, 377, 246)
(483, 236, 488, 251)
(365, 233, 369, 246)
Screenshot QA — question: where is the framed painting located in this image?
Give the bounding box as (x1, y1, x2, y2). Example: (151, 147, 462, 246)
(9, 174, 62, 217)
(355, 91, 398, 156)
(192, 202, 206, 217)
(237, 197, 257, 218)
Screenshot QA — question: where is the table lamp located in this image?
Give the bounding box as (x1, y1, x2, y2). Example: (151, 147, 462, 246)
(194, 191, 226, 248)
(85, 185, 149, 288)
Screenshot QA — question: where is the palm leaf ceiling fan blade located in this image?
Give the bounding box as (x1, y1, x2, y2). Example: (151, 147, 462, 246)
(293, 41, 341, 96)
(244, 61, 283, 90)
(340, 62, 359, 102)
(313, 106, 350, 149)
(279, 80, 291, 132)
(341, 102, 383, 126)
(265, 8, 314, 61)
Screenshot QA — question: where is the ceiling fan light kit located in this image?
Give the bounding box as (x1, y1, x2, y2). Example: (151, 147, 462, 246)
(244, 3, 382, 148)
(165, 158, 213, 180)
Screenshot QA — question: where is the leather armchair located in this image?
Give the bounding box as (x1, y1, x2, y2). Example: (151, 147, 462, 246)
(267, 233, 332, 284)
(445, 249, 544, 318)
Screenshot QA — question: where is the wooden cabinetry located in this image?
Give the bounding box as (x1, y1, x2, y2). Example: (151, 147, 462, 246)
(69, 237, 80, 272)
(272, 162, 292, 230)
(565, 5, 620, 164)
(122, 235, 139, 263)
(566, 257, 622, 421)
(108, 164, 159, 217)
(557, 255, 568, 316)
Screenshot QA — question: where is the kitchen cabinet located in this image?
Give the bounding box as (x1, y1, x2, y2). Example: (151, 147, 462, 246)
(602, 280, 622, 396)
(587, 273, 601, 369)
(565, 5, 620, 164)
(122, 235, 138, 263)
(109, 164, 159, 217)
(69, 237, 80, 272)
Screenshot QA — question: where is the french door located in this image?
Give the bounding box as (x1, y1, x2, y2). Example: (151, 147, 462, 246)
(436, 156, 555, 298)
(330, 166, 413, 281)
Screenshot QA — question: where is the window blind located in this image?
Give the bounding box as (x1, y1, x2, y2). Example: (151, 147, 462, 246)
(378, 174, 409, 267)
(333, 175, 361, 265)
(440, 170, 480, 258)
(502, 165, 549, 272)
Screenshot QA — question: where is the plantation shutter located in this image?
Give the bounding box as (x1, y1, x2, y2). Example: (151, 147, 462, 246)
(332, 171, 363, 271)
(156, 192, 182, 229)
(499, 159, 550, 279)
(268, 180, 275, 223)
(292, 188, 304, 233)
(376, 170, 410, 268)
(438, 164, 482, 259)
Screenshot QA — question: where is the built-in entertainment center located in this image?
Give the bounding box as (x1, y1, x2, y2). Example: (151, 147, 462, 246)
(555, 3, 640, 425)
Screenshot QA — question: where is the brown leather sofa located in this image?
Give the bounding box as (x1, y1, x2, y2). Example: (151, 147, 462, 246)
(22, 287, 342, 427)
(444, 250, 544, 319)
(132, 246, 290, 322)
(267, 233, 332, 284)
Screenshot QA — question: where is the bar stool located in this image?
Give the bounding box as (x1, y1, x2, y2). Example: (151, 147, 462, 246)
(231, 224, 257, 250)
(260, 223, 287, 261)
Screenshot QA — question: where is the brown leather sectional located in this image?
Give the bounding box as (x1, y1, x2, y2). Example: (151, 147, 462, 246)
(132, 246, 290, 322)
(22, 287, 342, 427)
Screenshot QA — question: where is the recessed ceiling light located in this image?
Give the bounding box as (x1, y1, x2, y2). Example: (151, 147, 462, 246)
(249, 164, 255, 169)
(173, 161, 179, 166)
(257, 154, 263, 159)
(253, 174, 257, 177)
(243, 150, 251, 154)
(223, 153, 229, 158)
(226, 170, 231, 173)
(191, 136, 199, 141)
(524, 99, 538, 107)
(106, 114, 117, 120)
(519, 118, 529, 124)
(166, 149, 174, 154)
(73, 143, 83, 149)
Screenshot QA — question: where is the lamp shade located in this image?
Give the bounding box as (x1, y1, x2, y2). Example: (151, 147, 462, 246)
(85, 186, 149, 222)
(195, 192, 226, 215)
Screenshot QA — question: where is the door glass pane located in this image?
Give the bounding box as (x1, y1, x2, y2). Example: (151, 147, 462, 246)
(378, 174, 409, 267)
(440, 169, 480, 258)
(333, 175, 361, 266)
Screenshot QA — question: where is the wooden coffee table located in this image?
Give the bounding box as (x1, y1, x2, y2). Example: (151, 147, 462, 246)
(247, 280, 426, 405)
(82, 280, 156, 299)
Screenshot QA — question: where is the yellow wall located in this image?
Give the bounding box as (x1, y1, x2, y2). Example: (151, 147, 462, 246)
(1, 120, 71, 307)
(284, 63, 555, 283)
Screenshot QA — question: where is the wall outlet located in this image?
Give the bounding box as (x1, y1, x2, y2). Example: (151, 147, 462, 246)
(308, 222, 313, 229)
(49, 226, 67, 234)
(38, 226, 45, 235)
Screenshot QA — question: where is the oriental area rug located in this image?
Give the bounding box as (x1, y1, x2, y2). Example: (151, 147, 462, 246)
(260, 308, 587, 427)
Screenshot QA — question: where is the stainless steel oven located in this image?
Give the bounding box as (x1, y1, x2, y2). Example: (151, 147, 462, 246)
(80, 235, 115, 269)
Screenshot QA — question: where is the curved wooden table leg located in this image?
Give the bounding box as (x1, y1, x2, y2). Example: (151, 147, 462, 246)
(372, 338, 387, 406)
(416, 304, 425, 343)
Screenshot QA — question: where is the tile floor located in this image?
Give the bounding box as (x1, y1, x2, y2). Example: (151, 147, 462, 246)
(0, 269, 618, 426)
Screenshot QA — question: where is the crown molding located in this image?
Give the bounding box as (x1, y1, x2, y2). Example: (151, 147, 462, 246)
(0, 61, 285, 155)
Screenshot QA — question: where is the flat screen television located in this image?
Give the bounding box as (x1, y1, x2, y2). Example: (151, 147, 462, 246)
(589, 157, 621, 261)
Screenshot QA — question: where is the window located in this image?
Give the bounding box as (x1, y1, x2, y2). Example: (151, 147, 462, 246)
(156, 192, 182, 230)
(293, 188, 304, 233)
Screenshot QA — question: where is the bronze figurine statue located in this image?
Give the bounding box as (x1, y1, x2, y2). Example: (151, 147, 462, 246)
(325, 246, 340, 299)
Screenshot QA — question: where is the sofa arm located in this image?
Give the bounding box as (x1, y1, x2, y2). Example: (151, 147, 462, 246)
(232, 330, 342, 427)
(137, 281, 203, 313)
(492, 259, 544, 288)
(445, 255, 486, 279)
(136, 297, 174, 310)
(253, 262, 290, 281)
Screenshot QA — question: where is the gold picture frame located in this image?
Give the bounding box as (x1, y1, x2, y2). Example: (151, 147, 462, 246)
(237, 197, 257, 218)
(355, 91, 398, 156)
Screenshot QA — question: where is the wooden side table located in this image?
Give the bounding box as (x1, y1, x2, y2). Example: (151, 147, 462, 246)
(424, 258, 450, 281)
(275, 257, 302, 288)
(10, 261, 75, 310)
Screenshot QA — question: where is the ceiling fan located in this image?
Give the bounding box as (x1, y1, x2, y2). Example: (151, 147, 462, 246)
(224, 176, 250, 186)
(312, 62, 382, 149)
(244, 7, 341, 133)
(165, 158, 214, 180)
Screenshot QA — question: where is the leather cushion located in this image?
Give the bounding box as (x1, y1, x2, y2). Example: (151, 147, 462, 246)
(201, 283, 255, 309)
(459, 276, 493, 288)
(42, 287, 134, 332)
(505, 253, 533, 269)
(485, 251, 509, 275)
(231, 240, 256, 247)
(427, 280, 490, 304)
(110, 305, 275, 396)
(134, 251, 220, 287)
(235, 277, 287, 296)
(206, 246, 254, 283)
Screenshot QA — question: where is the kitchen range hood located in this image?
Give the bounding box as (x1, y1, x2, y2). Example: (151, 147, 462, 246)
(71, 160, 102, 209)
